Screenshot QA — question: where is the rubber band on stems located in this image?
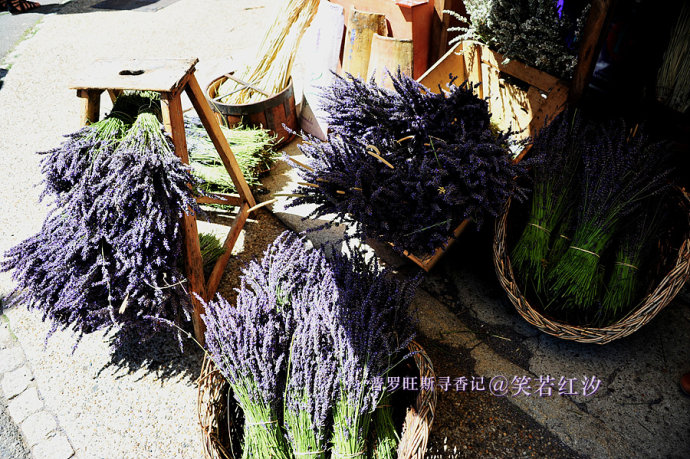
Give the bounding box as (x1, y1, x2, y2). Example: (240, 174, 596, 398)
(569, 246, 600, 258)
(245, 419, 279, 426)
(332, 451, 366, 458)
(528, 223, 551, 234)
(615, 262, 639, 271)
(293, 450, 326, 456)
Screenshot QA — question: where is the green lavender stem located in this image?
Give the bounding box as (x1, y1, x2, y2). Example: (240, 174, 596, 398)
(231, 379, 289, 459)
(512, 181, 571, 294)
(547, 223, 612, 311)
(331, 391, 372, 459)
(372, 392, 398, 459)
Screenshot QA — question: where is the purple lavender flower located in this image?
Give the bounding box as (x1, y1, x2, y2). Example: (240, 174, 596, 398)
(289, 71, 526, 256)
(327, 242, 419, 457)
(2, 109, 199, 348)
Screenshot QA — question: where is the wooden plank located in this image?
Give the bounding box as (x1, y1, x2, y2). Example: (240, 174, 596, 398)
(161, 93, 207, 345)
(205, 202, 251, 301)
(185, 75, 257, 208)
(399, 219, 470, 271)
(367, 33, 413, 88)
(530, 83, 568, 136)
(418, 42, 467, 91)
(196, 193, 243, 206)
(342, 8, 388, 79)
(479, 44, 566, 93)
(77, 89, 102, 125)
(466, 42, 483, 99)
(107, 89, 122, 104)
(71, 58, 198, 92)
(569, 0, 615, 103)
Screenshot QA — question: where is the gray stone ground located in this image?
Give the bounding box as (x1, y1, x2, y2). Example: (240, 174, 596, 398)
(0, 383, 30, 459)
(0, 0, 688, 458)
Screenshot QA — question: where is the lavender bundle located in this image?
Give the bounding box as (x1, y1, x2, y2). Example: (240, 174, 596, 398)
(185, 116, 276, 194)
(547, 122, 671, 313)
(290, 72, 526, 256)
(202, 232, 330, 459)
(599, 202, 664, 325)
(511, 112, 582, 294)
(198, 233, 225, 278)
(327, 245, 418, 458)
(203, 231, 419, 457)
(283, 292, 338, 458)
(2, 108, 199, 347)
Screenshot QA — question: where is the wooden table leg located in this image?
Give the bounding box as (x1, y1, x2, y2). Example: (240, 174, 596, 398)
(107, 89, 123, 104)
(184, 74, 256, 208)
(161, 92, 208, 345)
(205, 202, 251, 301)
(77, 89, 102, 125)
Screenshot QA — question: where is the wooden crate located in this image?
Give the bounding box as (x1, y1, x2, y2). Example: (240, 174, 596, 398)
(400, 41, 568, 271)
(419, 40, 569, 143)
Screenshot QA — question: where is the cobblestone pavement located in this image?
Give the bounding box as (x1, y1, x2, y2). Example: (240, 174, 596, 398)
(0, 390, 30, 459)
(0, 314, 74, 459)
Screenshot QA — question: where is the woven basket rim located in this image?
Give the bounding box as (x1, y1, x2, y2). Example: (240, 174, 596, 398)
(197, 340, 437, 459)
(493, 195, 690, 344)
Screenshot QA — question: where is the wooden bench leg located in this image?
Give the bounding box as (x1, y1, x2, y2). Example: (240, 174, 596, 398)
(205, 202, 251, 301)
(184, 74, 256, 208)
(77, 89, 102, 125)
(161, 93, 208, 346)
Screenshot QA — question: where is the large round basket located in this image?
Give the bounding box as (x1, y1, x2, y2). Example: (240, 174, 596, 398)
(493, 195, 690, 344)
(198, 340, 437, 459)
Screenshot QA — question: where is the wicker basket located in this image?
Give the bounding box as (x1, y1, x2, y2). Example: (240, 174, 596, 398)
(198, 340, 437, 459)
(493, 195, 690, 344)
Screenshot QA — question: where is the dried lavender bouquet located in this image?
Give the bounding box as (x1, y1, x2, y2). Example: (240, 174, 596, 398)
(327, 244, 418, 458)
(2, 106, 199, 348)
(290, 71, 526, 256)
(448, 0, 589, 79)
(547, 122, 671, 315)
(599, 201, 665, 326)
(202, 232, 330, 459)
(283, 271, 339, 459)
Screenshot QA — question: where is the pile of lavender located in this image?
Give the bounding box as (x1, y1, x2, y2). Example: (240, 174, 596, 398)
(202, 231, 418, 458)
(289, 71, 526, 256)
(447, 0, 590, 79)
(1, 94, 199, 347)
(510, 113, 674, 326)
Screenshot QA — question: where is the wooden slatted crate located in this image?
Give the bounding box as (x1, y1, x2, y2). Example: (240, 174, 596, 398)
(400, 41, 569, 271)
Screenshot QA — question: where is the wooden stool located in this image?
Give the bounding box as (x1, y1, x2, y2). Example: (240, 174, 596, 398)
(71, 58, 265, 344)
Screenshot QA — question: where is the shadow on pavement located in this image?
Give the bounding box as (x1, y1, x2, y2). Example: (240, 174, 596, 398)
(100, 326, 204, 383)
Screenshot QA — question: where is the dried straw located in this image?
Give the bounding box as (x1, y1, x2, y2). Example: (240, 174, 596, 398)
(217, 0, 320, 104)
